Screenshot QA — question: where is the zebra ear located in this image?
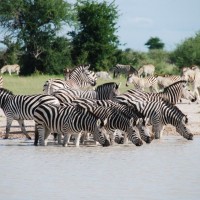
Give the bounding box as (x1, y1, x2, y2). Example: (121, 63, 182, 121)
(117, 82, 121, 88)
(183, 115, 188, 124)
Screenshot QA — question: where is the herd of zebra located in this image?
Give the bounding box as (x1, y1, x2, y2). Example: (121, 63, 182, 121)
(0, 64, 199, 147)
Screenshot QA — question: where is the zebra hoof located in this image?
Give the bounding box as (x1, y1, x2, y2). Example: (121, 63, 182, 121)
(3, 136, 8, 139)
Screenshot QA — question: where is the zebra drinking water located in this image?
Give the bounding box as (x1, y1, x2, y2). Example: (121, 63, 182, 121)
(72, 99, 152, 144)
(72, 101, 143, 146)
(114, 96, 193, 140)
(33, 103, 110, 147)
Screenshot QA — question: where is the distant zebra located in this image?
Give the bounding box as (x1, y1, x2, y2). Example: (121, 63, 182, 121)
(0, 88, 60, 139)
(125, 80, 196, 105)
(156, 75, 183, 89)
(112, 64, 138, 78)
(52, 82, 121, 102)
(72, 99, 152, 144)
(0, 76, 3, 88)
(1, 64, 20, 75)
(73, 102, 143, 146)
(43, 65, 97, 94)
(126, 74, 158, 92)
(138, 64, 155, 77)
(33, 103, 110, 147)
(114, 97, 193, 140)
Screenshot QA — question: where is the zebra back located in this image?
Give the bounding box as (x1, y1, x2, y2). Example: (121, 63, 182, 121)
(43, 65, 97, 94)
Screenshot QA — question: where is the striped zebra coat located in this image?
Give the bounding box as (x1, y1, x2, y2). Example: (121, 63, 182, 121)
(112, 64, 138, 78)
(43, 65, 97, 94)
(74, 102, 143, 146)
(0, 88, 60, 139)
(114, 96, 193, 140)
(124, 80, 196, 105)
(33, 103, 110, 147)
(126, 74, 158, 92)
(72, 99, 152, 143)
(52, 82, 121, 103)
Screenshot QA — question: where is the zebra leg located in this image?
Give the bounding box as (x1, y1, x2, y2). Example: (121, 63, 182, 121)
(34, 124, 39, 146)
(63, 134, 71, 147)
(18, 119, 32, 140)
(44, 127, 51, 146)
(123, 132, 129, 144)
(37, 125, 46, 146)
(74, 132, 82, 147)
(159, 125, 165, 138)
(57, 134, 62, 145)
(4, 119, 13, 139)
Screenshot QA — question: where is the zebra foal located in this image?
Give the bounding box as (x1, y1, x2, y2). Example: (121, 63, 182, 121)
(33, 103, 110, 147)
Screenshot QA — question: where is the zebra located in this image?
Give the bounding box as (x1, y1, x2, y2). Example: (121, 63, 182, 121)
(0, 88, 60, 139)
(33, 103, 110, 147)
(125, 80, 196, 105)
(112, 64, 138, 78)
(157, 75, 183, 90)
(1, 64, 20, 75)
(71, 99, 153, 144)
(0, 76, 3, 88)
(126, 74, 158, 92)
(43, 65, 97, 94)
(138, 64, 155, 77)
(52, 82, 121, 102)
(72, 102, 143, 146)
(114, 96, 193, 140)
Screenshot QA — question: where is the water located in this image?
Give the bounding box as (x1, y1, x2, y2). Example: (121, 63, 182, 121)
(0, 136, 200, 200)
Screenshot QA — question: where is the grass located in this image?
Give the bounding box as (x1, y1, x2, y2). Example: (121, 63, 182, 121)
(1, 73, 129, 95)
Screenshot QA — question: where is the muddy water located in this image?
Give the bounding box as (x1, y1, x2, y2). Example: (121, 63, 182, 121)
(0, 136, 200, 200)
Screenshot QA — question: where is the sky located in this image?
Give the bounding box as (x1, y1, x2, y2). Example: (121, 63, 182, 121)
(114, 0, 200, 51)
(0, 0, 200, 52)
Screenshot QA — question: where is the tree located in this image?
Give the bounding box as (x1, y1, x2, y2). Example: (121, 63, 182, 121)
(70, 0, 120, 71)
(0, 0, 73, 74)
(170, 31, 200, 68)
(145, 37, 165, 50)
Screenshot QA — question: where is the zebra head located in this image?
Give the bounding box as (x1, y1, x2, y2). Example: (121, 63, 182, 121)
(126, 74, 134, 87)
(94, 118, 110, 147)
(83, 67, 97, 87)
(127, 118, 143, 146)
(136, 118, 153, 144)
(176, 115, 193, 140)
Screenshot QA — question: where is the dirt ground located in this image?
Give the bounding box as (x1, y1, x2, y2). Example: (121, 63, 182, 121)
(0, 99, 199, 140)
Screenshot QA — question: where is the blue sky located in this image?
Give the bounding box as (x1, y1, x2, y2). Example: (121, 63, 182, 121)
(1, 0, 200, 52)
(114, 0, 200, 51)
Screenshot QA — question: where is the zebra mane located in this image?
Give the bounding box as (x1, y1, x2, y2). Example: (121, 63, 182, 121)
(0, 88, 13, 95)
(96, 82, 120, 90)
(162, 80, 187, 92)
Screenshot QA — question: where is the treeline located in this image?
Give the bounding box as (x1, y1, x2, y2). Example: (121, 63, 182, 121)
(0, 0, 200, 75)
